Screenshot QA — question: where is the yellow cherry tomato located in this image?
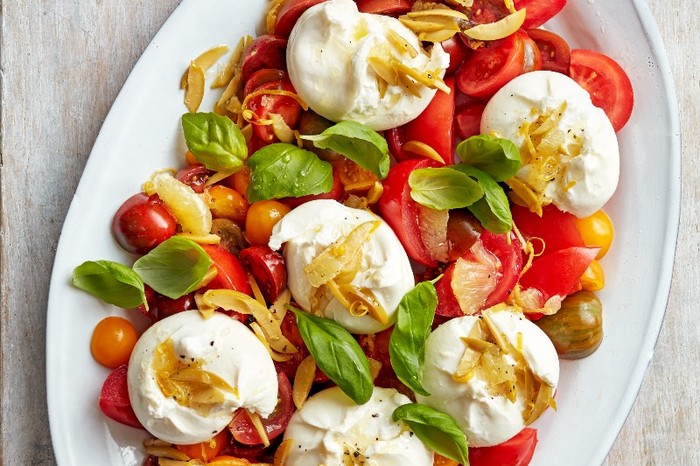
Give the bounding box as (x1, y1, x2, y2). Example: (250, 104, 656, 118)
(245, 200, 291, 246)
(205, 185, 249, 225)
(574, 209, 614, 259)
(231, 166, 251, 198)
(580, 259, 605, 291)
(90, 316, 138, 368)
(175, 430, 228, 461)
(433, 453, 459, 466)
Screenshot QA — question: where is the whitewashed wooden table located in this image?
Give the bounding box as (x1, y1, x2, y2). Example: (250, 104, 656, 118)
(0, 0, 694, 464)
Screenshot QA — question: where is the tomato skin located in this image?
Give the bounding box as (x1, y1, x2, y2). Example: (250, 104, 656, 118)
(520, 246, 599, 301)
(200, 244, 252, 295)
(99, 364, 143, 429)
(569, 49, 634, 132)
(246, 79, 303, 143)
(378, 158, 438, 267)
(275, 0, 326, 37)
(441, 37, 470, 75)
(112, 193, 177, 255)
(240, 35, 288, 81)
(526, 28, 571, 74)
(239, 246, 287, 303)
(573, 209, 614, 259)
(175, 430, 228, 461)
(139, 286, 197, 323)
(228, 371, 294, 445)
(454, 102, 486, 140)
(275, 313, 329, 382)
(469, 428, 538, 466)
(176, 164, 211, 194)
(514, 0, 567, 29)
(511, 204, 585, 253)
(356, 0, 411, 15)
(90, 316, 139, 368)
(520, 29, 542, 72)
(245, 200, 292, 247)
(243, 68, 288, 97)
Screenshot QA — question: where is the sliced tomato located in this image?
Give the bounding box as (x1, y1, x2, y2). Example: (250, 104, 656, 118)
(513, 0, 567, 29)
(456, 31, 526, 99)
(469, 0, 511, 24)
(200, 244, 252, 295)
(176, 164, 211, 194)
(359, 329, 411, 397)
(469, 428, 538, 466)
(240, 35, 288, 81)
(378, 158, 438, 266)
(356, 0, 411, 15)
(246, 79, 303, 143)
(239, 246, 287, 303)
(139, 286, 197, 323)
(520, 29, 542, 72)
(526, 28, 570, 74)
(275, 0, 326, 37)
(519, 246, 599, 301)
(228, 371, 294, 445)
(454, 102, 486, 140)
(480, 231, 524, 308)
(441, 36, 470, 75)
(243, 68, 288, 97)
(511, 204, 584, 253)
(569, 49, 634, 132)
(99, 364, 143, 429)
(275, 312, 329, 383)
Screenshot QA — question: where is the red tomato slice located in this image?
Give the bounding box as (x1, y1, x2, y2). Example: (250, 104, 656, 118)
(200, 244, 252, 295)
(456, 31, 526, 99)
(520, 29, 542, 72)
(454, 102, 486, 140)
(356, 0, 411, 15)
(481, 231, 524, 308)
(240, 35, 288, 81)
(526, 28, 571, 74)
(378, 158, 438, 267)
(239, 246, 287, 303)
(441, 36, 470, 75)
(246, 79, 303, 144)
(469, 428, 538, 466)
(519, 246, 599, 301)
(275, 0, 326, 37)
(511, 204, 584, 253)
(470, 0, 511, 24)
(243, 68, 288, 97)
(228, 371, 294, 445)
(99, 364, 143, 429)
(569, 49, 634, 132)
(513, 0, 567, 29)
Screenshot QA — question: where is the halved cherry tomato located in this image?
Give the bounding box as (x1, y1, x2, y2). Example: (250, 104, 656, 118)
(519, 246, 599, 301)
(511, 204, 584, 254)
(526, 28, 570, 74)
(229, 371, 294, 445)
(275, 312, 329, 383)
(246, 79, 303, 143)
(206, 185, 249, 225)
(176, 164, 211, 193)
(513, 0, 567, 29)
(245, 200, 292, 247)
(240, 35, 288, 81)
(441, 36, 470, 75)
(243, 68, 288, 97)
(138, 286, 197, 323)
(520, 29, 542, 72)
(356, 0, 411, 15)
(470, 0, 511, 24)
(480, 231, 524, 308)
(98, 364, 143, 429)
(469, 428, 538, 466)
(378, 158, 438, 266)
(569, 49, 634, 132)
(338, 157, 378, 192)
(91, 316, 139, 368)
(239, 246, 287, 303)
(175, 429, 228, 461)
(275, 0, 326, 37)
(112, 193, 177, 255)
(200, 244, 252, 294)
(454, 102, 486, 140)
(573, 209, 614, 259)
(456, 31, 526, 99)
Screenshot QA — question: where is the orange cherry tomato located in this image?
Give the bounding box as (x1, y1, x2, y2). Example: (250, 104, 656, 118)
(573, 209, 614, 259)
(434, 453, 459, 466)
(206, 185, 249, 225)
(230, 166, 251, 198)
(185, 150, 199, 166)
(245, 200, 291, 246)
(338, 157, 378, 193)
(175, 429, 228, 461)
(580, 259, 605, 291)
(90, 316, 138, 368)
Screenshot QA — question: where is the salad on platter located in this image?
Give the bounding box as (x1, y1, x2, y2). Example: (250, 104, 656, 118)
(71, 0, 634, 464)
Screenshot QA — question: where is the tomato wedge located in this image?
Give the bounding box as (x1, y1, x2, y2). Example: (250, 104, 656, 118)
(511, 204, 584, 253)
(356, 0, 411, 15)
(200, 244, 252, 294)
(514, 0, 567, 29)
(519, 246, 599, 301)
(569, 49, 634, 132)
(240, 35, 288, 81)
(526, 28, 571, 74)
(99, 364, 143, 429)
(454, 102, 486, 140)
(469, 428, 538, 466)
(239, 246, 287, 303)
(246, 79, 303, 144)
(275, 0, 326, 37)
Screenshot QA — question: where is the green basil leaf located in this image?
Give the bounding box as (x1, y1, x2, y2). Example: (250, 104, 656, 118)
(453, 165, 512, 233)
(393, 403, 470, 465)
(456, 134, 521, 181)
(182, 112, 247, 172)
(389, 282, 437, 397)
(289, 305, 373, 405)
(132, 237, 212, 299)
(246, 143, 333, 203)
(301, 120, 390, 179)
(409, 167, 483, 210)
(72, 260, 147, 309)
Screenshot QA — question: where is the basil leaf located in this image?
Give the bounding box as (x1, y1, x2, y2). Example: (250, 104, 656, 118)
(72, 260, 147, 309)
(132, 237, 212, 299)
(247, 143, 333, 203)
(301, 121, 390, 179)
(289, 305, 373, 405)
(453, 165, 512, 233)
(409, 167, 483, 210)
(393, 403, 470, 465)
(456, 134, 521, 181)
(389, 282, 437, 397)
(182, 112, 247, 172)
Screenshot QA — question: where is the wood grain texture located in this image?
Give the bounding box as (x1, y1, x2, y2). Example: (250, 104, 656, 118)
(0, 0, 693, 465)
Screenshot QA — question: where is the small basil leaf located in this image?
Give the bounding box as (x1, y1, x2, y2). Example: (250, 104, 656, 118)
(247, 143, 333, 203)
(289, 305, 373, 405)
(409, 167, 483, 210)
(389, 282, 437, 397)
(132, 237, 212, 299)
(72, 260, 147, 309)
(453, 165, 512, 233)
(301, 121, 390, 179)
(393, 403, 470, 465)
(182, 112, 247, 172)
(456, 134, 521, 181)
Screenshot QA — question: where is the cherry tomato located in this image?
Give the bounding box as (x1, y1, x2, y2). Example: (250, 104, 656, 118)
(185, 150, 199, 166)
(573, 209, 614, 259)
(275, 0, 326, 37)
(91, 316, 139, 368)
(279, 163, 343, 208)
(480, 231, 524, 308)
(228, 371, 294, 445)
(454, 102, 486, 140)
(200, 244, 252, 294)
(275, 313, 329, 383)
(359, 329, 410, 396)
(520, 29, 542, 72)
(569, 49, 634, 132)
(98, 364, 143, 429)
(378, 158, 438, 266)
(176, 164, 211, 193)
(580, 259, 605, 291)
(246, 79, 303, 143)
(511, 204, 585, 254)
(519, 246, 599, 302)
(227, 166, 251, 198)
(434, 453, 459, 466)
(205, 185, 249, 225)
(112, 193, 177, 255)
(338, 157, 378, 192)
(513, 0, 567, 29)
(243, 68, 288, 97)
(446, 209, 483, 260)
(470, 0, 511, 24)
(469, 428, 538, 466)
(441, 36, 470, 75)
(356, 0, 411, 15)
(240, 35, 288, 81)
(526, 28, 571, 74)
(456, 31, 526, 99)
(175, 430, 228, 461)
(138, 286, 197, 323)
(239, 246, 287, 303)
(245, 200, 292, 247)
